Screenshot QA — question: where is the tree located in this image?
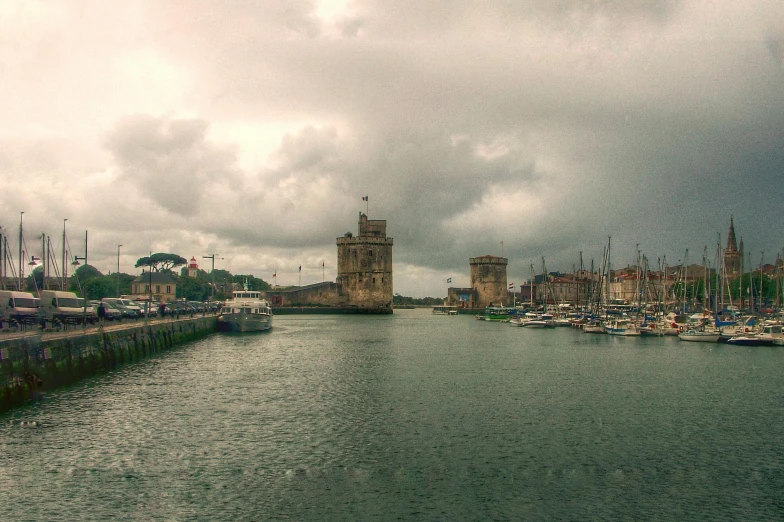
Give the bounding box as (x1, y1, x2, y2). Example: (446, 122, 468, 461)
(177, 277, 210, 301)
(135, 253, 188, 272)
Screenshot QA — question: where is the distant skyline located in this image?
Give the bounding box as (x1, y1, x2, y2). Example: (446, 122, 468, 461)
(2, 1, 783, 297)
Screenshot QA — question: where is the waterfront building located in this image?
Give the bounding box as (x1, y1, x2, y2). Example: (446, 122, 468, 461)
(130, 271, 176, 303)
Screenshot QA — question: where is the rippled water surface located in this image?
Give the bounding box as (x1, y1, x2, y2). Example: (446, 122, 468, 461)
(2, 309, 783, 520)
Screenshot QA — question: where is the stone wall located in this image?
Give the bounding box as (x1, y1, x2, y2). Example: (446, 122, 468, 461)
(0, 317, 216, 413)
(266, 282, 344, 307)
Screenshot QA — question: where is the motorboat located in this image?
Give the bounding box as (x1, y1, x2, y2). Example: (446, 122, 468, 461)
(217, 288, 273, 332)
(604, 318, 640, 336)
(519, 313, 555, 328)
(678, 329, 720, 343)
(432, 305, 458, 315)
(727, 324, 782, 347)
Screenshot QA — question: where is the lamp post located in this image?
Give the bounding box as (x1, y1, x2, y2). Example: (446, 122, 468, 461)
(62, 219, 67, 289)
(18, 212, 23, 290)
(117, 244, 122, 297)
(203, 254, 222, 301)
(71, 231, 88, 327)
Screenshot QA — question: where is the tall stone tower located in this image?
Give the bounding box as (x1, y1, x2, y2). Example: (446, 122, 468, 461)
(336, 213, 394, 312)
(470, 255, 509, 308)
(723, 217, 743, 278)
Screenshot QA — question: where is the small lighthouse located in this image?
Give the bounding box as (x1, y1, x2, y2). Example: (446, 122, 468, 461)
(187, 256, 199, 277)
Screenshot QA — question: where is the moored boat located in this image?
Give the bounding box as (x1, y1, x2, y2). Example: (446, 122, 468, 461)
(678, 329, 720, 343)
(604, 318, 640, 336)
(217, 288, 273, 333)
(582, 320, 606, 334)
(478, 306, 516, 322)
(727, 324, 782, 347)
(520, 313, 555, 328)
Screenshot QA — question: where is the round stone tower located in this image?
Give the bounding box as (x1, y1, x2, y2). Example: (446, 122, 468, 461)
(470, 255, 509, 308)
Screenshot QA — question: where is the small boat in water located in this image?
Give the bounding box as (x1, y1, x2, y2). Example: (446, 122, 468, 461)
(477, 306, 516, 322)
(604, 318, 640, 336)
(678, 329, 720, 343)
(432, 305, 458, 315)
(582, 320, 606, 334)
(217, 289, 273, 332)
(727, 324, 782, 347)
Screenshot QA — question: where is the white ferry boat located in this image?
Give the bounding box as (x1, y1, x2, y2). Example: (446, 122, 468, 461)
(217, 289, 273, 332)
(432, 305, 458, 315)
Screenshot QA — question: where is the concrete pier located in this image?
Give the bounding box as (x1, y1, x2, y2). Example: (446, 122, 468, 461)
(0, 316, 217, 413)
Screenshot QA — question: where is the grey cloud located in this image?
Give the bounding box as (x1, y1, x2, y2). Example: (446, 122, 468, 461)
(105, 115, 241, 217)
(4, 1, 784, 297)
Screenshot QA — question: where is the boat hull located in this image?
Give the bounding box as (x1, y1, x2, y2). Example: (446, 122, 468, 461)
(217, 313, 273, 333)
(582, 324, 605, 334)
(727, 337, 775, 347)
(678, 332, 720, 343)
(521, 321, 555, 328)
(605, 329, 641, 336)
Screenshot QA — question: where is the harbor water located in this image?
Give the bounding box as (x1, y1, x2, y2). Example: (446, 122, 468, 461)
(2, 309, 783, 520)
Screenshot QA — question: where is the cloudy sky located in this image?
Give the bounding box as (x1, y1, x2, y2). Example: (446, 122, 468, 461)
(1, 1, 783, 297)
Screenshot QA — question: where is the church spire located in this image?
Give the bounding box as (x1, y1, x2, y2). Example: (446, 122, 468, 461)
(726, 216, 738, 252)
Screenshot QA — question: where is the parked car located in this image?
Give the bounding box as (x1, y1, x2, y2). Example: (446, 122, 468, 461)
(95, 300, 123, 321)
(102, 298, 138, 319)
(77, 298, 98, 324)
(120, 299, 144, 317)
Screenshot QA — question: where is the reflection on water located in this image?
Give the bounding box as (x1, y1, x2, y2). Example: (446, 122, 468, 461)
(2, 310, 783, 520)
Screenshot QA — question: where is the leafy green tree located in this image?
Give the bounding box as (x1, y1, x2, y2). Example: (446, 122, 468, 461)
(177, 277, 210, 301)
(134, 253, 188, 272)
(231, 274, 270, 291)
(25, 266, 44, 293)
(83, 277, 117, 300)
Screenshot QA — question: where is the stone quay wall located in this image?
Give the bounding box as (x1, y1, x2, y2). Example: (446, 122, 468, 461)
(0, 317, 216, 413)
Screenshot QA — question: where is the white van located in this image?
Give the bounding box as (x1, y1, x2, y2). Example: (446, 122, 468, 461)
(39, 290, 92, 326)
(0, 290, 40, 329)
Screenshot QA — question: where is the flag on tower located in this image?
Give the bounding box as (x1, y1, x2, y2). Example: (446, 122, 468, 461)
(322, 260, 325, 268)
(508, 282, 515, 290)
(362, 195, 368, 201)
(447, 278, 452, 284)
(298, 265, 302, 271)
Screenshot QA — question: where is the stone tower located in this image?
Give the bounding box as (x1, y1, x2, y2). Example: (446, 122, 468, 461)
(470, 255, 509, 308)
(723, 217, 743, 278)
(336, 213, 393, 312)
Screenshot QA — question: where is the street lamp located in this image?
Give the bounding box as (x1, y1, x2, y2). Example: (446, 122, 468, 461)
(117, 244, 122, 297)
(70, 230, 88, 327)
(71, 231, 88, 269)
(203, 254, 223, 301)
